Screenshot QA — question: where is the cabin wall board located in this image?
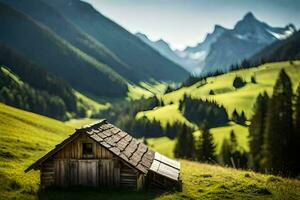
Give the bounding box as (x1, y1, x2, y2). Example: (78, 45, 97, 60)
(41, 134, 140, 189)
(40, 159, 55, 189)
(120, 162, 138, 189)
(54, 134, 114, 160)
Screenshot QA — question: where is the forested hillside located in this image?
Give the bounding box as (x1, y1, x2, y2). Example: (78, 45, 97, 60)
(0, 0, 140, 83)
(95, 60, 300, 177)
(0, 45, 82, 120)
(44, 0, 189, 82)
(250, 30, 300, 63)
(0, 2, 128, 97)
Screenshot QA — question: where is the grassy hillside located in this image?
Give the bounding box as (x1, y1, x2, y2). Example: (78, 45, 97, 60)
(145, 122, 248, 159)
(161, 61, 300, 118)
(0, 103, 299, 199)
(135, 61, 300, 153)
(0, 103, 73, 199)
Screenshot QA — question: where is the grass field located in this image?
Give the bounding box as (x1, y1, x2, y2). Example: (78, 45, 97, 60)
(127, 81, 168, 100)
(74, 90, 109, 117)
(135, 61, 300, 154)
(162, 61, 300, 118)
(145, 122, 249, 159)
(0, 103, 299, 199)
(65, 118, 99, 129)
(138, 61, 300, 121)
(0, 103, 73, 199)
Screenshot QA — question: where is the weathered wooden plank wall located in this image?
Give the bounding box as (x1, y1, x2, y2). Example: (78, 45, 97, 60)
(54, 134, 113, 159)
(40, 159, 55, 189)
(40, 134, 140, 189)
(120, 162, 138, 189)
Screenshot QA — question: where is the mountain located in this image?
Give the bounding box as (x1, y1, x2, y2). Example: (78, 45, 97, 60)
(178, 25, 228, 74)
(0, 2, 128, 97)
(135, 32, 196, 73)
(140, 12, 296, 75)
(0, 0, 140, 83)
(202, 12, 296, 74)
(43, 0, 188, 82)
(0, 45, 78, 120)
(250, 30, 300, 63)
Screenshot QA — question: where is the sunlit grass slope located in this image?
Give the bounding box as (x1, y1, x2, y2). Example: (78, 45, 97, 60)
(136, 104, 194, 127)
(74, 91, 109, 116)
(162, 61, 300, 118)
(158, 160, 300, 200)
(0, 103, 73, 199)
(145, 122, 248, 159)
(65, 118, 99, 129)
(137, 61, 299, 156)
(127, 82, 168, 100)
(0, 103, 299, 200)
(147, 137, 176, 159)
(38, 160, 300, 200)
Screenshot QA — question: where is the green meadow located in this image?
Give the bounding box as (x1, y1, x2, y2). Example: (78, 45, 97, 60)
(137, 61, 300, 119)
(0, 103, 299, 199)
(135, 61, 300, 154)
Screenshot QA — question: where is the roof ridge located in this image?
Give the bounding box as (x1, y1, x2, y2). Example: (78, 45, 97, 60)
(77, 119, 107, 130)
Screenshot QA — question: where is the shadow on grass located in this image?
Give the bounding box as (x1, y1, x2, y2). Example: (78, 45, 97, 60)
(38, 186, 160, 200)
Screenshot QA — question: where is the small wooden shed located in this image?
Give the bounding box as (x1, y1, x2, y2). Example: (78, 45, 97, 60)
(25, 120, 181, 190)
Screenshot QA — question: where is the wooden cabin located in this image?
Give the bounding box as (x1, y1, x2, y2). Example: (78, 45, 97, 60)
(25, 120, 181, 191)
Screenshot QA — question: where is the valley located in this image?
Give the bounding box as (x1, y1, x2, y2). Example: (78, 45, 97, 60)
(0, 0, 299, 199)
(0, 103, 299, 200)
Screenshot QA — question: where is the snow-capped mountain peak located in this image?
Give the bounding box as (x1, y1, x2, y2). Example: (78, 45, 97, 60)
(135, 12, 296, 75)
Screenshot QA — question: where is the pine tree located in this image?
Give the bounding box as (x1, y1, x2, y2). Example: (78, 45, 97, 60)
(233, 76, 246, 89)
(195, 131, 203, 161)
(251, 75, 257, 84)
(220, 138, 231, 165)
(229, 130, 238, 152)
(249, 92, 269, 171)
(232, 109, 239, 123)
(174, 124, 195, 159)
(294, 84, 300, 175)
(263, 69, 294, 175)
(199, 122, 216, 162)
(240, 111, 247, 124)
(229, 130, 248, 168)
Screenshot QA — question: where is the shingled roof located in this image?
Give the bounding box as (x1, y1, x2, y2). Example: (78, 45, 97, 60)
(25, 120, 180, 181)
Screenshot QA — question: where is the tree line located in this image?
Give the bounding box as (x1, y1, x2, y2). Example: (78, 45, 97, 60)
(249, 69, 300, 176)
(174, 69, 300, 177)
(94, 96, 188, 138)
(0, 66, 69, 120)
(173, 120, 248, 168)
(179, 95, 229, 127)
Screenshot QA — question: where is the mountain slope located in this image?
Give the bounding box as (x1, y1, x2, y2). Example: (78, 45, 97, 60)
(0, 0, 140, 83)
(0, 103, 299, 199)
(135, 32, 197, 73)
(0, 2, 128, 97)
(44, 0, 189, 82)
(0, 44, 77, 113)
(135, 60, 300, 138)
(147, 12, 296, 75)
(0, 45, 83, 120)
(250, 30, 300, 63)
(202, 12, 296, 74)
(178, 25, 228, 73)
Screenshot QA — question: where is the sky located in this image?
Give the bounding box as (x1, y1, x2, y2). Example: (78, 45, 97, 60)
(84, 0, 300, 50)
